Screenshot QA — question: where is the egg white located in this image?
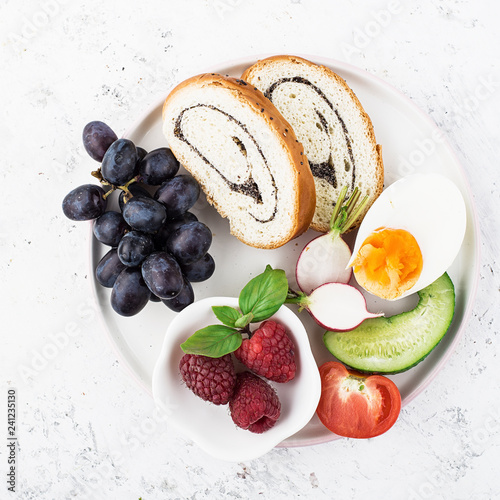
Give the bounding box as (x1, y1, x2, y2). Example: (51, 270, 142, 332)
(348, 173, 466, 300)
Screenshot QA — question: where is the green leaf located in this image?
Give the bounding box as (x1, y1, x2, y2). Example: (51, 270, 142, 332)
(212, 306, 242, 328)
(234, 312, 254, 329)
(238, 266, 289, 322)
(180, 325, 242, 357)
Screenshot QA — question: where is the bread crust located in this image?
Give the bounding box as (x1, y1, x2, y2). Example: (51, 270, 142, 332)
(242, 55, 384, 233)
(162, 73, 316, 249)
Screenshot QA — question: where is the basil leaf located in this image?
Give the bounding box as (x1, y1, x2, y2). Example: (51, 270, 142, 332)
(234, 312, 254, 329)
(180, 325, 242, 357)
(239, 266, 289, 322)
(212, 306, 242, 328)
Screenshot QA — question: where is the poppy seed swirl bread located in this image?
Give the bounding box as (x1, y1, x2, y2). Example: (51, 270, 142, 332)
(162, 73, 316, 249)
(242, 55, 384, 233)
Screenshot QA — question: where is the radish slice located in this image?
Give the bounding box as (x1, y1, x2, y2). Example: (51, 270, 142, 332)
(296, 233, 352, 295)
(296, 186, 369, 294)
(304, 283, 383, 331)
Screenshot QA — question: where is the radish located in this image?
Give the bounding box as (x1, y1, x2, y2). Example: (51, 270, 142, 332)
(296, 186, 369, 295)
(286, 283, 383, 331)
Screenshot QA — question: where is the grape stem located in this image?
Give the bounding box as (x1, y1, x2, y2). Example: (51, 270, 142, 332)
(90, 169, 115, 198)
(90, 169, 141, 204)
(117, 175, 141, 204)
(102, 188, 115, 200)
(91, 168, 109, 185)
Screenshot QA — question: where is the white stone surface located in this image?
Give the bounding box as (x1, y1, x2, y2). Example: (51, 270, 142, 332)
(1, 0, 499, 498)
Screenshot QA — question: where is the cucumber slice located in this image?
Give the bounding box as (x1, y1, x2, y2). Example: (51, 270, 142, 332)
(323, 273, 455, 374)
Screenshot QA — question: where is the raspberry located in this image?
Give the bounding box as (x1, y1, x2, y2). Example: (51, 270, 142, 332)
(234, 320, 296, 383)
(229, 372, 281, 433)
(179, 353, 236, 405)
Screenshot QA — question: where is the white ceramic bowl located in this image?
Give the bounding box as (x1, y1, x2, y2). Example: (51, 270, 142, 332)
(152, 297, 321, 461)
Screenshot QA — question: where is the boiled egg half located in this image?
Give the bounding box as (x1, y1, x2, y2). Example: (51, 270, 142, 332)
(348, 173, 466, 301)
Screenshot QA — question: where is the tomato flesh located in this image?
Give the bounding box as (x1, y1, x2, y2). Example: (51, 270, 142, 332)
(316, 361, 401, 438)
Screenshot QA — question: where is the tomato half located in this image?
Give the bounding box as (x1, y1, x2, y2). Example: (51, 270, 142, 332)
(316, 361, 401, 439)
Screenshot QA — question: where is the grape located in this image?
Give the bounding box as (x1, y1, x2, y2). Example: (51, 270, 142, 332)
(122, 197, 166, 233)
(111, 267, 151, 316)
(165, 212, 198, 231)
(136, 147, 148, 163)
(155, 175, 200, 219)
(153, 212, 198, 250)
(101, 138, 138, 186)
(149, 293, 161, 302)
(153, 225, 171, 252)
(181, 253, 215, 282)
(95, 248, 126, 288)
(139, 148, 179, 186)
(162, 278, 194, 312)
(118, 183, 151, 212)
(93, 211, 129, 247)
(117, 231, 154, 267)
(62, 184, 107, 221)
(166, 221, 212, 264)
(141, 252, 184, 299)
(82, 121, 118, 162)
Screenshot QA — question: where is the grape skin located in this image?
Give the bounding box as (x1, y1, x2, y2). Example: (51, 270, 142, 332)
(153, 212, 198, 250)
(162, 278, 194, 312)
(111, 267, 151, 317)
(166, 221, 212, 264)
(180, 253, 215, 282)
(93, 211, 129, 247)
(136, 147, 148, 163)
(139, 148, 179, 186)
(62, 184, 107, 221)
(141, 252, 184, 299)
(101, 138, 138, 186)
(122, 197, 167, 233)
(118, 231, 154, 267)
(155, 175, 200, 219)
(82, 121, 118, 162)
(95, 248, 127, 288)
(118, 183, 151, 212)
(164, 212, 198, 232)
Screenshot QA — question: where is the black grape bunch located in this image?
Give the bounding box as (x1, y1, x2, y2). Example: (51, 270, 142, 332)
(62, 121, 215, 317)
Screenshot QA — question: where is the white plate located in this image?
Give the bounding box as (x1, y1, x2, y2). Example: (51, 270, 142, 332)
(89, 55, 480, 447)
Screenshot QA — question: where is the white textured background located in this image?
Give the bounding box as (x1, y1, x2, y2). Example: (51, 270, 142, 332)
(1, 0, 499, 499)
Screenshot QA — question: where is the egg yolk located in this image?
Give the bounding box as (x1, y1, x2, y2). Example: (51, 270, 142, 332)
(351, 228, 423, 300)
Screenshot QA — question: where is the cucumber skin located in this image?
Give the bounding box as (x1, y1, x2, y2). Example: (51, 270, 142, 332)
(323, 273, 455, 374)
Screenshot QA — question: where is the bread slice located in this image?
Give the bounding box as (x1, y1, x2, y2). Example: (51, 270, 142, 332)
(162, 73, 316, 249)
(242, 55, 384, 233)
